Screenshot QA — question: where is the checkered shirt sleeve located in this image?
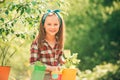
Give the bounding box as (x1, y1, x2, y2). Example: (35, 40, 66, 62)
(59, 50, 65, 65)
(30, 41, 38, 64)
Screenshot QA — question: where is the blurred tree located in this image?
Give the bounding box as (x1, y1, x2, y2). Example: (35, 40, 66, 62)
(0, 0, 68, 41)
(65, 0, 120, 70)
(98, 63, 120, 80)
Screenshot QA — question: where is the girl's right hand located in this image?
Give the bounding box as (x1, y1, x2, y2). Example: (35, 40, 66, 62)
(46, 65, 60, 72)
(51, 66, 60, 72)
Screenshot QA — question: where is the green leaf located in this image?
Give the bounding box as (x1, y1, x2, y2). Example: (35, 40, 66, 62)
(14, 19, 17, 23)
(5, 23, 8, 27)
(9, 4, 16, 11)
(5, 10, 9, 15)
(56, 2, 60, 7)
(31, 1, 37, 6)
(16, 5, 22, 13)
(38, 10, 41, 14)
(0, 28, 5, 35)
(11, 29, 14, 33)
(5, 29, 10, 35)
(21, 34, 25, 39)
(26, 7, 31, 14)
(0, 17, 4, 22)
(11, 23, 14, 26)
(20, 8, 24, 15)
(16, 34, 20, 37)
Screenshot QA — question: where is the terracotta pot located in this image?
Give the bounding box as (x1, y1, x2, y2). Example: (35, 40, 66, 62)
(62, 69, 77, 80)
(0, 66, 11, 80)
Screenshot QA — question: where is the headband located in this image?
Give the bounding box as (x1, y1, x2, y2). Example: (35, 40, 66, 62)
(42, 9, 62, 26)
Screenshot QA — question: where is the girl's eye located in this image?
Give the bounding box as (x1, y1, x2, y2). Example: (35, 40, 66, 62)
(54, 24, 58, 26)
(47, 23, 51, 26)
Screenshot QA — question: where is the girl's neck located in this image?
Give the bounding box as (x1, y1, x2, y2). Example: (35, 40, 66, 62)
(45, 35, 56, 42)
(45, 35, 56, 49)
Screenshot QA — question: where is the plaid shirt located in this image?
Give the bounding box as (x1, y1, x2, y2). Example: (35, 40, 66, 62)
(30, 40, 65, 66)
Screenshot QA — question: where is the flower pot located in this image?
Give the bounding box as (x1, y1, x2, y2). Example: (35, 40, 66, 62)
(62, 69, 77, 80)
(51, 71, 62, 80)
(0, 66, 11, 80)
(31, 65, 46, 80)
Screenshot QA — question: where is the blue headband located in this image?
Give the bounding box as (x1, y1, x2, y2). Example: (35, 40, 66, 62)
(42, 9, 62, 26)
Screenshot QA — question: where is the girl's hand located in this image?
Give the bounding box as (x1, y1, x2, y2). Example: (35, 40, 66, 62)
(46, 65, 60, 72)
(50, 66, 58, 72)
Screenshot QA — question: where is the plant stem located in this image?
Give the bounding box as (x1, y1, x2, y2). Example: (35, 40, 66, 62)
(2, 46, 10, 66)
(5, 49, 16, 66)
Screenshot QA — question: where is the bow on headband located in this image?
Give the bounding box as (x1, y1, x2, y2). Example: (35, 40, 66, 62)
(47, 9, 61, 13)
(42, 9, 62, 26)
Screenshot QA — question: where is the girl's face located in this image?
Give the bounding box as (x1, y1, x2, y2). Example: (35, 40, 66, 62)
(44, 14, 60, 37)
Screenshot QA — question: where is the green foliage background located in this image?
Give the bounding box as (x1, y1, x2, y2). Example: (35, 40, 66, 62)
(0, 0, 120, 80)
(64, 0, 120, 70)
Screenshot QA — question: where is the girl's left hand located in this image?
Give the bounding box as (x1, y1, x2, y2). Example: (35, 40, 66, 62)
(46, 65, 60, 72)
(50, 66, 60, 72)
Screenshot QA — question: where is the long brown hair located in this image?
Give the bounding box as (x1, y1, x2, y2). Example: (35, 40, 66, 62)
(37, 13, 65, 49)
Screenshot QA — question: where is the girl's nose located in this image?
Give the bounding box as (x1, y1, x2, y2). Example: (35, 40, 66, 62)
(51, 26, 55, 28)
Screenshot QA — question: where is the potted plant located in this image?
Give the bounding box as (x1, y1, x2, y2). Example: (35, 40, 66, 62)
(61, 50, 80, 80)
(0, 39, 17, 80)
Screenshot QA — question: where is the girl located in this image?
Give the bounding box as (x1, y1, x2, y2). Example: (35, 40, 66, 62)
(30, 10, 65, 80)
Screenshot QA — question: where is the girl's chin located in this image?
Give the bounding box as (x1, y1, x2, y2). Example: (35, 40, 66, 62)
(48, 33, 57, 36)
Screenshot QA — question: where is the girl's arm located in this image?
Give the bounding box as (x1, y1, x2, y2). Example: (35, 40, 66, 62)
(30, 40, 38, 64)
(59, 50, 66, 65)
